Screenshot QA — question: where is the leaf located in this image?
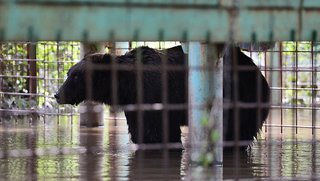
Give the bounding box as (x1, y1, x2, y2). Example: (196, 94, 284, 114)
(210, 131, 220, 143)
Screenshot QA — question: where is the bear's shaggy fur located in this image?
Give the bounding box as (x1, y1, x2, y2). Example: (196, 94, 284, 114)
(55, 45, 270, 147)
(223, 45, 270, 144)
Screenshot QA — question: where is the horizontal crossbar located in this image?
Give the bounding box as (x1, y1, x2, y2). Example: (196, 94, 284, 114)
(1, 0, 320, 41)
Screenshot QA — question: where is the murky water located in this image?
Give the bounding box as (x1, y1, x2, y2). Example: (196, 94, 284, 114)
(1, 110, 320, 180)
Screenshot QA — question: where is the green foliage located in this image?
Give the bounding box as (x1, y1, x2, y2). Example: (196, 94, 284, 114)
(280, 41, 320, 106)
(0, 42, 80, 115)
(197, 113, 221, 167)
(210, 130, 220, 143)
(200, 115, 209, 127)
(1, 43, 29, 113)
(36, 42, 80, 108)
(199, 152, 214, 167)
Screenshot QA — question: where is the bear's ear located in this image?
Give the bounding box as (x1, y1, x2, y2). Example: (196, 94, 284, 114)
(85, 53, 112, 64)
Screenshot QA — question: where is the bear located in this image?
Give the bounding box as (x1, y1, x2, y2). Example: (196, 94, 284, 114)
(55, 46, 186, 144)
(55, 45, 270, 148)
(223, 45, 270, 147)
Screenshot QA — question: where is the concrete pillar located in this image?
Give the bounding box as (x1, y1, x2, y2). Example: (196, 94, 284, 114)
(187, 42, 223, 166)
(79, 42, 105, 127)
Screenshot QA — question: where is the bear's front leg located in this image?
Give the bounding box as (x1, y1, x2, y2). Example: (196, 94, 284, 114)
(124, 110, 181, 144)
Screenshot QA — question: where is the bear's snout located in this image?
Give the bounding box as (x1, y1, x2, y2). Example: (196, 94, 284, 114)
(54, 90, 67, 104)
(54, 93, 59, 100)
(54, 92, 62, 104)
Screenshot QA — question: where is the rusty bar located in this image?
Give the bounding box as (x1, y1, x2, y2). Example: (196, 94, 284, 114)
(161, 47, 169, 146)
(135, 42, 144, 144)
(311, 40, 317, 179)
(27, 43, 37, 97)
(295, 42, 298, 135)
(111, 42, 129, 126)
(279, 42, 283, 134)
(79, 42, 105, 127)
(311, 41, 316, 136)
(0, 43, 3, 106)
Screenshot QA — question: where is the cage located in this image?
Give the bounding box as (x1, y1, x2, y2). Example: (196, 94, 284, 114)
(1, 1, 320, 180)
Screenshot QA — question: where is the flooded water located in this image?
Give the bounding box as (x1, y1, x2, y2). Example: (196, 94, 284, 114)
(1, 110, 320, 180)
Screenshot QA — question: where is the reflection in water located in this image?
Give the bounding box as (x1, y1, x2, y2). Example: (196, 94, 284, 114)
(128, 150, 185, 180)
(79, 127, 105, 181)
(0, 111, 320, 180)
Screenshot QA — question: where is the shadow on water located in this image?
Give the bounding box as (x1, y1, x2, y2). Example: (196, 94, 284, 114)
(1, 110, 320, 180)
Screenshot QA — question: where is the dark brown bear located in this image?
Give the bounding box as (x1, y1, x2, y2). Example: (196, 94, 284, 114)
(55, 45, 270, 148)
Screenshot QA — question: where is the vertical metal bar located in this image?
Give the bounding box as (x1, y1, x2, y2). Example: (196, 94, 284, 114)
(311, 41, 316, 135)
(43, 43, 47, 123)
(109, 38, 118, 130)
(257, 48, 264, 141)
(291, 41, 298, 176)
(0, 43, 3, 116)
(267, 44, 277, 178)
(27, 42, 37, 123)
(264, 50, 267, 76)
(231, 45, 240, 177)
(69, 42, 80, 125)
(27, 43, 37, 97)
(0, 41, 9, 165)
(108, 40, 121, 180)
(69, 42, 76, 124)
(2, 128, 9, 181)
(26, 126, 37, 181)
(114, 42, 128, 139)
(109, 42, 128, 127)
(135, 43, 144, 144)
(311, 41, 317, 179)
(161, 48, 169, 146)
(57, 42, 60, 124)
(295, 42, 298, 135)
(79, 42, 105, 127)
(160, 39, 170, 175)
(279, 42, 283, 134)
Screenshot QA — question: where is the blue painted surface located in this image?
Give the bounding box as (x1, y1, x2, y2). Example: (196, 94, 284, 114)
(188, 42, 211, 133)
(188, 42, 223, 164)
(1, 1, 320, 41)
(188, 42, 208, 161)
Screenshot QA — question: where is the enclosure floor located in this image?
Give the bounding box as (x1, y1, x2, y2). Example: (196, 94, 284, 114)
(1, 111, 320, 180)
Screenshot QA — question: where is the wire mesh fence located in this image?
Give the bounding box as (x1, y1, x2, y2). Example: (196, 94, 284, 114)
(0, 42, 80, 119)
(1, 41, 320, 180)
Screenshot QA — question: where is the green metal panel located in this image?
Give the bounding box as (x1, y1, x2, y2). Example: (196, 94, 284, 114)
(230, 0, 300, 8)
(222, 0, 320, 8)
(2, 0, 219, 5)
(0, 0, 320, 41)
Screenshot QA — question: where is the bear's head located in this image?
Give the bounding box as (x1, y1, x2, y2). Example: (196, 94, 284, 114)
(55, 53, 112, 105)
